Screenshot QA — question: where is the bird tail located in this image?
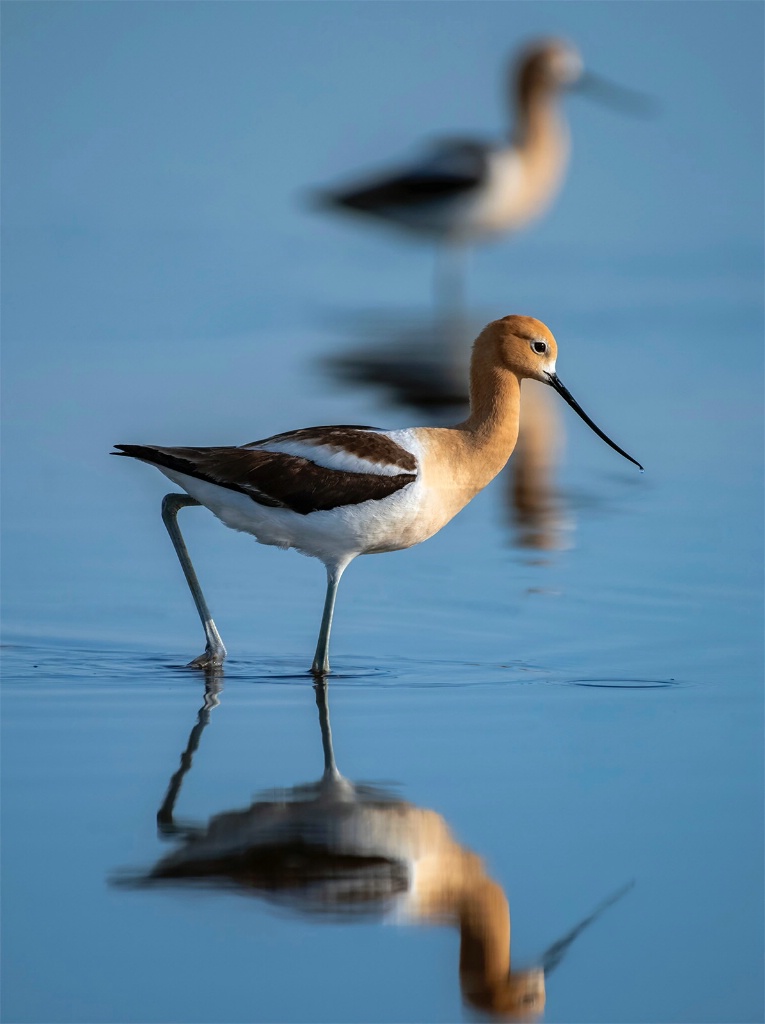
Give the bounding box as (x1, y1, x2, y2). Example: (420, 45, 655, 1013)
(111, 443, 162, 462)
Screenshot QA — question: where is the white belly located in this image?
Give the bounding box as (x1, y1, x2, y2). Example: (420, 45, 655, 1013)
(385, 149, 525, 241)
(159, 467, 433, 568)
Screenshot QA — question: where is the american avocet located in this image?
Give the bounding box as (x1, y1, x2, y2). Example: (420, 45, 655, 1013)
(315, 39, 653, 308)
(114, 315, 642, 675)
(143, 678, 633, 1017)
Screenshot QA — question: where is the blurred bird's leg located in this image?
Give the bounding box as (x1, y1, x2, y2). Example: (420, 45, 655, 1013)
(434, 242, 469, 324)
(511, 380, 568, 551)
(432, 242, 473, 401)
(161, 493, 227, 669)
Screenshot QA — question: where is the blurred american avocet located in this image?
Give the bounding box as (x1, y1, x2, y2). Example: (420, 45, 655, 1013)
(114, 315, 642, 676)
(315, 39, 654, 309)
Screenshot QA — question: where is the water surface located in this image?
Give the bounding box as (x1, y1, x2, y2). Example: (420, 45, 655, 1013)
(2, 4, 763, 1022)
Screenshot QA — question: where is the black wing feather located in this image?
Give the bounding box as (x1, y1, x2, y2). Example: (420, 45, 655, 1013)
(113, 443, 416, 516)
(320, 141, 490, 213)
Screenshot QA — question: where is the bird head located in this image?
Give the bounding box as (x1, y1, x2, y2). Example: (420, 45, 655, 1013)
(514, 39, 584, 99)
(479, 316, 644, 471)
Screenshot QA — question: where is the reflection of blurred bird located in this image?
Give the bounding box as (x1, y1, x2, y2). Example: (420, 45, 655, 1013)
(134, 679, 632, 1018)
(510, 380, 569, 551)
(114, 316, 641, 675)
(314, 39, 654, 309)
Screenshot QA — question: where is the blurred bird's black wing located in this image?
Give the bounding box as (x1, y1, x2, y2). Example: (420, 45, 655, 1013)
(321, 140, 490, 212)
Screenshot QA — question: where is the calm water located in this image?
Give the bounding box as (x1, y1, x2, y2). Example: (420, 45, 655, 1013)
(3, 263, 763, 1022)
(3, 5, 764, 1023)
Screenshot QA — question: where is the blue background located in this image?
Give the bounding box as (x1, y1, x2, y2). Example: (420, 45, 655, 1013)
(2, 3, 763, 1023)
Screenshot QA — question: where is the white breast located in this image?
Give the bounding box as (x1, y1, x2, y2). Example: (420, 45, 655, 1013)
(459, 148, 526, 236)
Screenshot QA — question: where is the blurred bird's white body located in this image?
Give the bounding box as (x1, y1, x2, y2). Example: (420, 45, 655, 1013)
(317, 40, 581, 254)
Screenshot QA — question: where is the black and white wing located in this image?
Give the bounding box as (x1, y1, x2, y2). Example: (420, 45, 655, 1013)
(113, 425, 419, 516)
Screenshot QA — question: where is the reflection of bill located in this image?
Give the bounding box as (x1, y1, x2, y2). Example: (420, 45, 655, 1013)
(126, 676, 631, 1019)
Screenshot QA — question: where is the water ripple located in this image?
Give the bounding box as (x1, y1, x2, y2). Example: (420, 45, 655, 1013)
(2, 642, 690, 692)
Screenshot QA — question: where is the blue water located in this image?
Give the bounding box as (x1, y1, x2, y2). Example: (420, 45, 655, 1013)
(2, 4, 763, 1023)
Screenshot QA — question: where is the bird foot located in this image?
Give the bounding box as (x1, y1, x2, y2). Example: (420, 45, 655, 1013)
(187, 647, 226, 671)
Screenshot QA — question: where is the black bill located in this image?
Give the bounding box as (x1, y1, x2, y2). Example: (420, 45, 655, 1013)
(539, 881, 635, 976)
(574, 70, 659, 118)
(546, 372, 644, 471)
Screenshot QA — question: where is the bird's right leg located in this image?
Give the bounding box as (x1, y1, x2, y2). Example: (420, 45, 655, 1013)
(161, 493, 227, 669)
(310, 560, 349, 678)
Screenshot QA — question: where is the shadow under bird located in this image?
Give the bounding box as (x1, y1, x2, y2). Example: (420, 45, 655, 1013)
(314, 38, 656, 307)
(114, 315, 642, 675)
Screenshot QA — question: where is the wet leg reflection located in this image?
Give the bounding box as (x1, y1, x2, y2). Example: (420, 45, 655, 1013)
(156, 668, 223, 837)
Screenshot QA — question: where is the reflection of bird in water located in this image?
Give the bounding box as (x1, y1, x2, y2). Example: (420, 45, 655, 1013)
(315, 39, 654, 312)
(133, 675, 633, 1018)
(114, 316, 641, 675)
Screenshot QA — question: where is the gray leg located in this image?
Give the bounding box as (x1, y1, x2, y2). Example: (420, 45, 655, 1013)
(311, 561, 348, 677)
(157, 670, 222, 835)
(161, 493, 227, 669)
(433, 242, 467, 320)
(313, 680, 340, 779)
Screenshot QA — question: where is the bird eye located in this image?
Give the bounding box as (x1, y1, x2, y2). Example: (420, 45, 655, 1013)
(532, 340, 547, 355)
